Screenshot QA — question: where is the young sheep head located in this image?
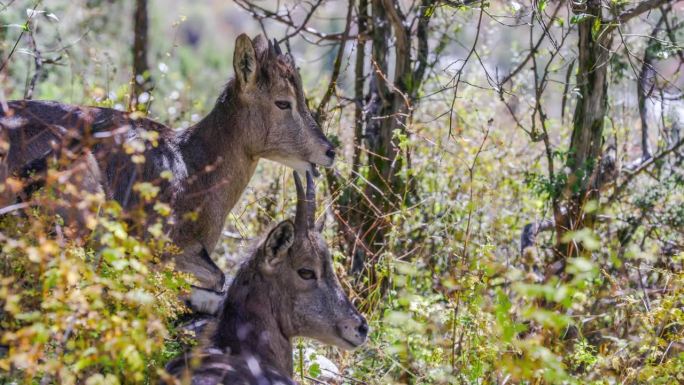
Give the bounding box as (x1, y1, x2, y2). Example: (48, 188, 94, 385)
(231, 34, 335, 175)
(257, 172, 368, 349)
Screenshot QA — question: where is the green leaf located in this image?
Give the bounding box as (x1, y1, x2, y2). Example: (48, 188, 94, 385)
(591, 17, 602, 40)
(424, 5, 435, 17)
(308, 363, 321, 378)
(537, 0, 548, 13)
(561, 228, 601, 251)
(570, 13, 593, 25)
(102, 247, 124, 263)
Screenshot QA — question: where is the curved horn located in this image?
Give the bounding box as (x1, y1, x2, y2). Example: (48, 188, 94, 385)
(305, 171, 316, 230)
(273, 38, 282, 55)
(293, 171, 316, 232)
(293, 171, 308, 232)
(266, 37, 273, 57)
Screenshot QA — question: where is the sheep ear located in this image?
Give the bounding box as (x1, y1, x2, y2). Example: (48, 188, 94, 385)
(252, 34, 269, 60)
(261, 220, 295, 274)
(234, 33, 258, 89)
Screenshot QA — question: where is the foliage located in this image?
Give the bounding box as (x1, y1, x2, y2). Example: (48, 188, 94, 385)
(0, 196, 190, 383)
(1, 1, 683, 385)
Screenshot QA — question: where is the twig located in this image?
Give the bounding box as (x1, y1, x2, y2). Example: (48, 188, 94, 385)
(303, 375, 329, 384)
(560, 59, 575, 124)
(0, 0, 42, 73)
(315, 0, 354, 119)
(234, 0, 360, 42)
(279, 0, 324, 43)
(24, 20, 42, 99)
(0, 0, 17, 13)
(610, 137, 684, 202)
(608, 0, 675, 29)
(447, 0, 484, 137)
(0, 201, 32, 215)
(498, 1, 562, 87)
(321, 368, 368, 385)
(441, 0, 482, 7)
(462, 121, 489, 260)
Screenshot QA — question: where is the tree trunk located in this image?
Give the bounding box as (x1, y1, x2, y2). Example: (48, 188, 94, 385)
(349, 0, 412, 277)
(555, 0, 611, 258)
(347, 0, 394, 277)
(131, 0, 152, 111)
(557, 1, 611, 259)
(326, 0, 437, 298)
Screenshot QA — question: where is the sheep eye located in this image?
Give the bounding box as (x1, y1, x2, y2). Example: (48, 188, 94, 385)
(297, 268, 316, 280)
(275, 101, 292, 110)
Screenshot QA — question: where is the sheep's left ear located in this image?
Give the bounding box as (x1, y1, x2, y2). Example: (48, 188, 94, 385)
(234, 33, 258, 90)
(261, 220, 295, 274)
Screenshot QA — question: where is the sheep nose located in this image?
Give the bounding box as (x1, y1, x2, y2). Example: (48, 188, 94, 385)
(357, 319, 369, 338)
(325, 147, 336, 160)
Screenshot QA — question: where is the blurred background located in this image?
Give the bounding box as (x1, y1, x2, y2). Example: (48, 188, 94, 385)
(1, 0, 683, 384)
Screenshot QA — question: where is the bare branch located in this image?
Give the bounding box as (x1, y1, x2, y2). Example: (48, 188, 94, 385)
(610, 0, 675, 26)
(498, 1, 562, 87)
(279, 0, 325, 43)
(24, 21, 42, 100)
(447, 0, 485, 137)
(610, 137, 684, 202)
(316, 0, 354, 119)
(234, 0, 360, 42)
(0, 1, 42, 73)
(441, 0, 482, 7)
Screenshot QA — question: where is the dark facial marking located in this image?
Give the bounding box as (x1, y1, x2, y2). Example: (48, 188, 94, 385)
(240, 55, 253, 82)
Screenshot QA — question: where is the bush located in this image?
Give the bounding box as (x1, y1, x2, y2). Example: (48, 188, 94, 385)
(0, 192, 190, 384)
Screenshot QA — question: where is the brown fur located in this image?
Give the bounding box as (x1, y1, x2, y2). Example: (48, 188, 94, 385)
(165, 173, 367, 384)
(0, 34, 335, 293)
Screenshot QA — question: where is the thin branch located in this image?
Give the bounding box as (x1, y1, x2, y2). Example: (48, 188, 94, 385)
(24, 20, 43, 99)
(316, 0, 354, 119)
(462, 122, 490, 260)
(560, 58, 575, 125)
(447, 0, 485, 137)
(441, 0, 482, 7)
(609, 0, 675, 27)
(279, 0, 325, 43)
(234, 0, 360, 42)
(637, 12, 668, 161)
(0, 1, 42, 73)
(610, 137, 684, 202)
(498, 1, 562, 87)
(0, 0, 17, 13)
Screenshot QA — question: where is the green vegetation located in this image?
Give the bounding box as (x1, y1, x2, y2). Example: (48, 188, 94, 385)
(1, 0, 683, 384)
